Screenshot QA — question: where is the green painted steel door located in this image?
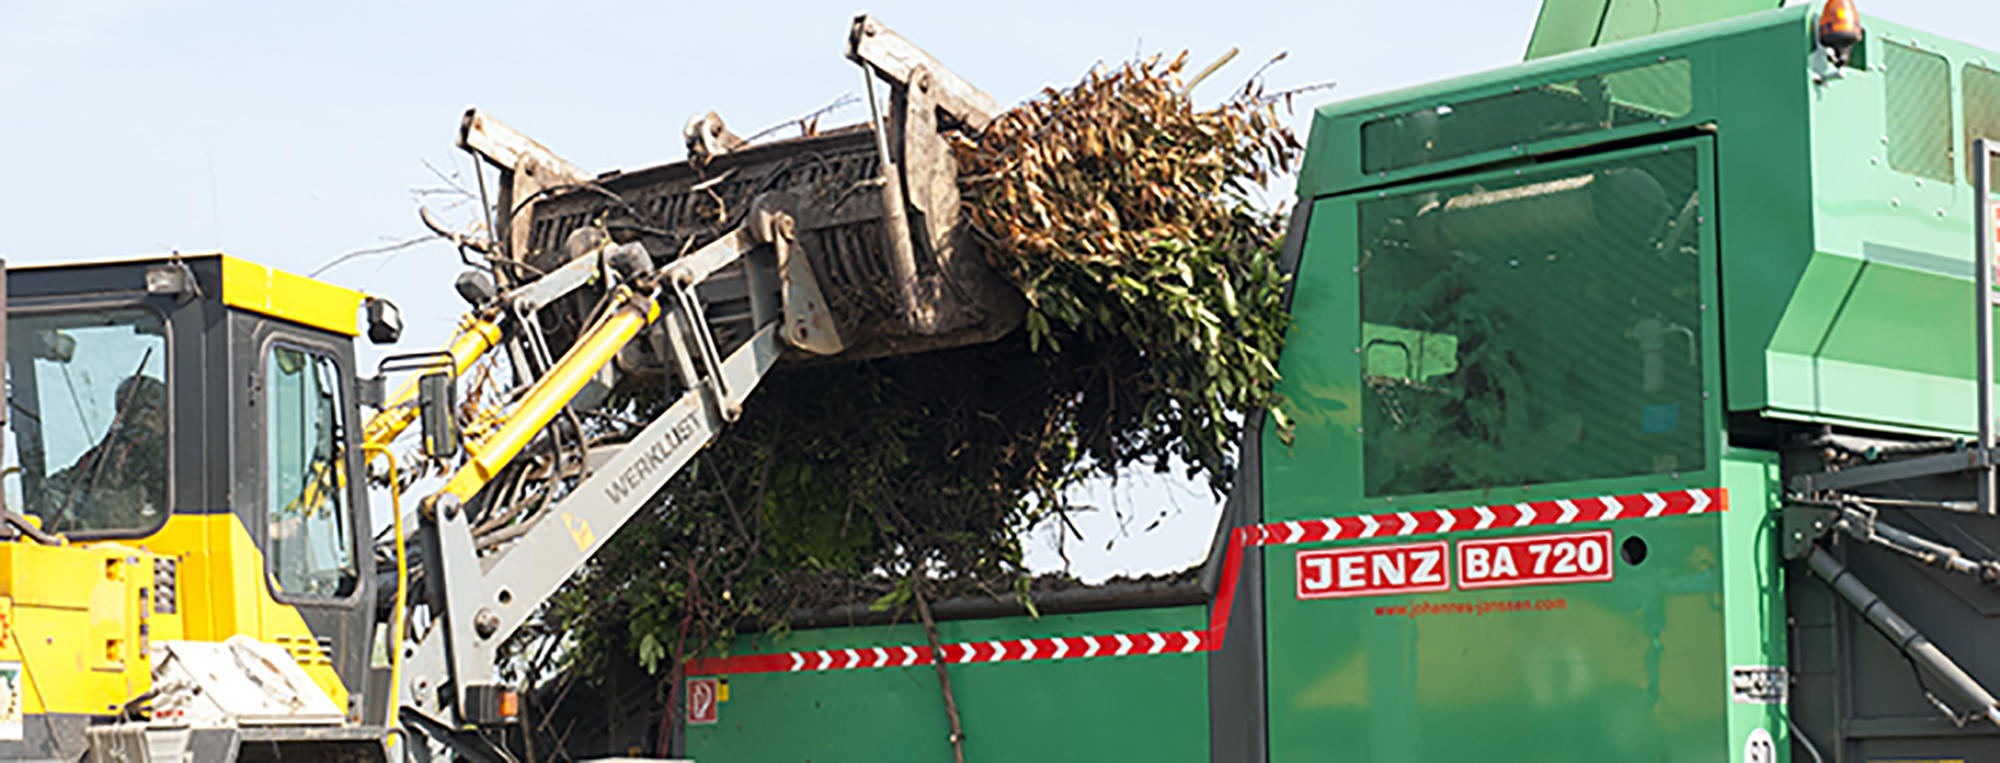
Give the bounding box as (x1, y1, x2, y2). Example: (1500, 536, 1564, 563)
(1263, 135, 1787, 761)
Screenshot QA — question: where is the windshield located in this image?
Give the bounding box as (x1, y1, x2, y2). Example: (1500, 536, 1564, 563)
(4, 308, 169, 535)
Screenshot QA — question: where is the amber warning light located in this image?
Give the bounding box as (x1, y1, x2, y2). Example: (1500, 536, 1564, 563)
(1818, 0, 1864, 67)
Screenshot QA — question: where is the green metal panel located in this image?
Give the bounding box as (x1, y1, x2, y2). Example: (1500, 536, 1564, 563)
(1301, 3, 2000, 438)
(1265, 515, 1739, 762)
(685, 606, 1208, 762)
(1718, 449, 1789, 763)
(1792, 20, 2000, 434)
(1705, 10, 1816, 421)
(1259, 447, 1788, 763)
(1526, 0, 1782, 61)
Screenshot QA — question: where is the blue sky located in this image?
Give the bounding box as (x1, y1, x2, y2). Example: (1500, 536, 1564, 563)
(2, 0, 1994, 580)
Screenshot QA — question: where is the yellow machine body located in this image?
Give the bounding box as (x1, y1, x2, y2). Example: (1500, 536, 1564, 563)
(1, 254, 378, 759)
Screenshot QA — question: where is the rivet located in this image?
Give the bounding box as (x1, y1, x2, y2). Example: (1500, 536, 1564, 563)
(1892, 198, 1902, 206)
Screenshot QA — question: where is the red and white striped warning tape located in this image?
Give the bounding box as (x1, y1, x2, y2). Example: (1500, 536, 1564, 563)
(829, 631, 1197, 669)
(687, 631, 1204, 675)
(1246, 488, 1722, 547)
(686, 488, 1725, 677)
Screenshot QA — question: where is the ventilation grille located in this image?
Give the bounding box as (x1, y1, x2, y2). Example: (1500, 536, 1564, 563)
(1967, 64, 2000, 183)
(1883, 41, 1955, 183)
(1360, 58, 1692, 175)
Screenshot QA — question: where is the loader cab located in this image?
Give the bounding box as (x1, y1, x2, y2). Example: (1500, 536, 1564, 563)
(0, 254, 380, 748)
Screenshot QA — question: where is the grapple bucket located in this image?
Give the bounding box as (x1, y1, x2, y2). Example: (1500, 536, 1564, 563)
(460, 16, 1022, 378)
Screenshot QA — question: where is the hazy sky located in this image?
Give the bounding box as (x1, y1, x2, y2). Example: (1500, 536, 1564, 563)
(2, 0, 1994, 580)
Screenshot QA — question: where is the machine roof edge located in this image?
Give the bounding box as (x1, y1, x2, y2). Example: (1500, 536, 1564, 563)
(217, 254, 365, 337)
(7, 253, 365, 338)
(1294, 5, 1806, 201)
(1313, 5, 1806, 125)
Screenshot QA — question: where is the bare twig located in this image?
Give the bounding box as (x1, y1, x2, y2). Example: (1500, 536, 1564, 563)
(309, 235, 433, 277)
(419, 157, 478, 198)
(914, 579, 967, 763)
(743, 93, 861, 144)
(1254, 80, 1338, 106)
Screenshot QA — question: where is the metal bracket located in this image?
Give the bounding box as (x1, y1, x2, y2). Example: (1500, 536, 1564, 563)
(402, 707, 516, 763)
(1788, 447, 1998, 494)
(848, 14, 1007, 338)
(459, 110, 593, 271)
(846, 15, 1000, 131)
(1782, 503, 1840, 560)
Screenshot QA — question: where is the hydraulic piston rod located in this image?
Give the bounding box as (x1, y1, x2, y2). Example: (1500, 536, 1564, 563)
(433, 285, 659, 504)
(1807, 545, 2000, 727)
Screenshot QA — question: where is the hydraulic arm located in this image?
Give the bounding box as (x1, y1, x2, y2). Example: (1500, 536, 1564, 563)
(374, 17, 1020, 758)
(394, 198, 795, 756)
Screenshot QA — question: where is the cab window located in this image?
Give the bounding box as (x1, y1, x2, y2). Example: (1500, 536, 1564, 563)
(266, 343, 357, 598)
(1358, 146, 1706, 496)
(4, 309, 169, 535)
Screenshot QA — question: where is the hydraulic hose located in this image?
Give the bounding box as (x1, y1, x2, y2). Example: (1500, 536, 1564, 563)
(363, 445, 409, 739)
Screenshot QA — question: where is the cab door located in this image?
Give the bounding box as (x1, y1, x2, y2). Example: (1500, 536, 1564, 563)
(233, 311, 375, 718)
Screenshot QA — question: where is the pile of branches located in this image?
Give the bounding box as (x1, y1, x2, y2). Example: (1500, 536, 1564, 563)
(955, 51, 1300, 496)
(507, 51, 1302, 699)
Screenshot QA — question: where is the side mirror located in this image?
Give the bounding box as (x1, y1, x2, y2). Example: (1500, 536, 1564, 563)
(417, 371, 460, 459)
